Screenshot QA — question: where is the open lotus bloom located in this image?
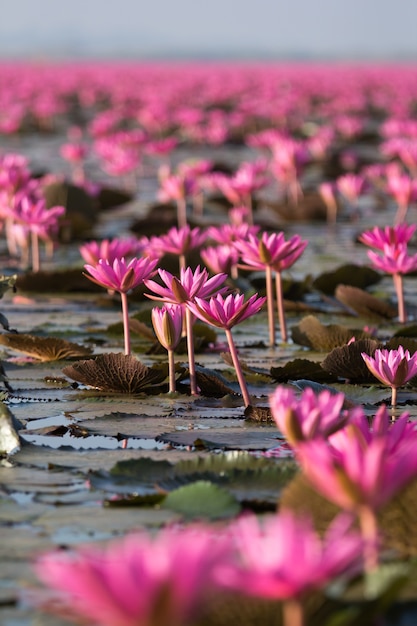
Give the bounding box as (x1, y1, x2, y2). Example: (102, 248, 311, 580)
(362, 346, 417, 406)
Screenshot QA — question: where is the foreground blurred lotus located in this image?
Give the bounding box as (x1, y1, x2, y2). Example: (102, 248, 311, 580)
(217, 511, 363, 626)
(296, 406, 417, 569)
(188, 292, 266, 407)
(145, 266, 228, 395)
(151, 304, 183, 393)
(361, 346, 417, 406)
(84, 257, 158, 355)
(35, 525, 230, 626)
(270, 386, 355, 446)
(367, 243, 417, 322)
(359, 223, 416, 250)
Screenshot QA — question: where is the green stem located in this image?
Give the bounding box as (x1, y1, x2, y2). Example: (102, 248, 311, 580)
(275, 271, 288, 342)
(120, 292, 131, 356)
(185, 308, 198, 395)
(168, 348, 176, 394)
(265, 265, 276, 347)
(225, 328, 251, 407)
(282, 598, 305, 626)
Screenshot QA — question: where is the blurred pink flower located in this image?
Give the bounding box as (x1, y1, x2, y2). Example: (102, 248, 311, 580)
(270, 386, 354, 446)
(200, 244, 239, 276)
(35, 525, 230, 626)
(217, 511, 363, 625)
(359, 223, 416, 250)
(79, 237, 146, 265)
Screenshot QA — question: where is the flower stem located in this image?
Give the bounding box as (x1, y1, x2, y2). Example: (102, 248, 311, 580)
(359, 506, 379, 572)
(31, 231, 40, 273)
(282, 599, 305, 626)
(275, 271, 288, 342)
(185, 308, 198, 395)
(120, 292, 131, 356)
(391, 386, 397, 408)
(177, 197, 187, 228)
(393, 273, 406, 323)
(168, 348, 176, 393)
(225, 329, 251, 407)
(265, 265, 276, 347)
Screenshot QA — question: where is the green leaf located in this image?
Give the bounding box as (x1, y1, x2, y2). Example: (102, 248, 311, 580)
(161, 480, 241, 520)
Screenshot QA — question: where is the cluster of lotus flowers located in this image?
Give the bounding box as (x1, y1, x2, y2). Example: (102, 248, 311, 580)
(2, 61, 417, 625)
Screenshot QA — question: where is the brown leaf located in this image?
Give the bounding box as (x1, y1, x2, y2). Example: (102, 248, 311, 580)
(62, 353, 166, 393)
(335, 284, 397, 320)
(0, 333, 93, 361)
(291, 315, 369, 351)
(321, 338, 381, 383)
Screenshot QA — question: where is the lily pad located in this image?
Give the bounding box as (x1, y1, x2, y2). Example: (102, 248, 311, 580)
(321, 338, 381, 383)
(270, 358, 339, 383)
(161, 480, 241, 520)
(291, 315, 370, 351)
(312, 264, 381, 295)
(0, 332, 93, 361)
(62, 353, 167, 393)
(335, 284, 397, 320)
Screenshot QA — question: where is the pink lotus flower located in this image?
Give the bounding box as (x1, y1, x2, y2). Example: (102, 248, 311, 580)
(151, 304, 183, 393)
(35, 525, 230, 626)
(235, 231, 307, 345)
(79, 237, 146, 265)
(145, 266, 228, 395)
(217, 511, 363, 626)
(359, 223, 416, 250)
(144, 265, 228, 306)
(336, 173, 365, 208)
(296, 406, 417, 568)
(361, 346, 417, 406)
(385, 171, 417, 223)
(187, 293, 266, 407)
(84, 257, 158, 355)
(270, 386, 355, 446)
(319, 182, 338, 224)
(200, 244, 239, 277)
(149, 225, 206, 271)
(367, 243, 417, 322)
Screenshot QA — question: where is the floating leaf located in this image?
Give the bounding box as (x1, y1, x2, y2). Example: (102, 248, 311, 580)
(312, 264, 381, 295)
(321, 338, 381, 383)
(156, 429, 282, 451)
(385, 337, 417, 355)
(0, 333, 93, 361)
(291, 315, 369, 351)
(270, 358, 338, 383)
(15, 269, 102, 293)
(335, 285, 396, 320)
(161, 480, 241, 520)
(62, 353, 166, 393)
(195, 365, 237, 397)
(89, 458, 173, 495)
(244, 405, 274, 423)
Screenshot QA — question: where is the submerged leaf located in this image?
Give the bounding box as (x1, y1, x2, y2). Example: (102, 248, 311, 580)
(62, 353, 166, 393)
(161, 480, 241, 520)
(0, 333, 93, 361)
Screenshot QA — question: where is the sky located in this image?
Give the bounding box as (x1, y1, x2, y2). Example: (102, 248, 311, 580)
(1, 0, 417, 60)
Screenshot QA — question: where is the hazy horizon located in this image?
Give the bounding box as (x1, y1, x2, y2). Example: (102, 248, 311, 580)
(1, 0, 417, 61)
